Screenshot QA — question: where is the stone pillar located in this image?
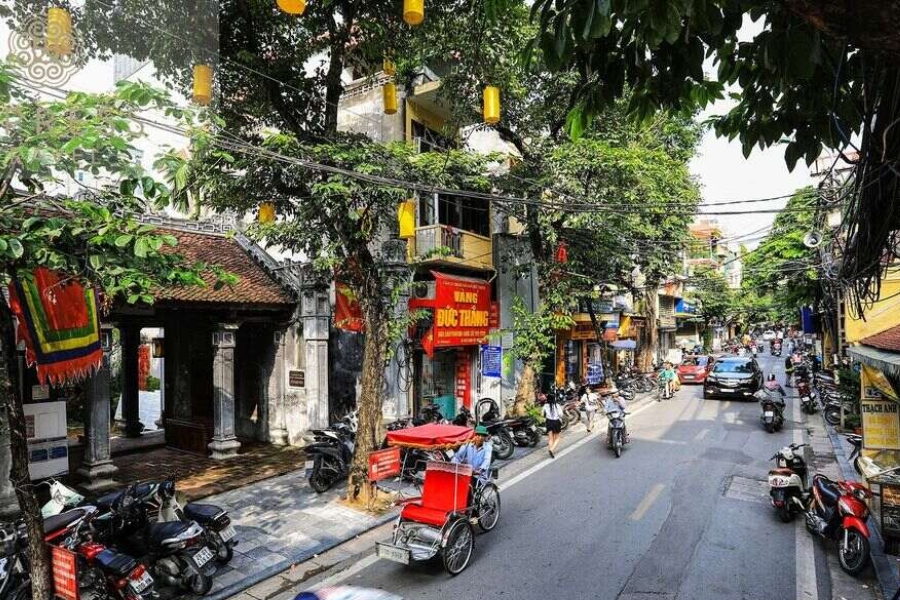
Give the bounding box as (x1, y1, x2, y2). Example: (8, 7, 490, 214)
(78, 333, 118, 491)
(381, 238, 412, 422)
(208, 324, 241, 460)
(155, 332, 165, 428)
(120, 325, 144, 437)
(267, 330, 288, 445)
(301, 290, 330, 430)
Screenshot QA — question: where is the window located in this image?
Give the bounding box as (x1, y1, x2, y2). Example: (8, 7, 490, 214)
(713, 361, 753, 374)
(294, 327, 305, 370)
(412, 120, 457, 154)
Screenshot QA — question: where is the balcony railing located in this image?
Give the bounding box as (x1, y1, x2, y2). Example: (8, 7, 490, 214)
(411, 225, 492, 270)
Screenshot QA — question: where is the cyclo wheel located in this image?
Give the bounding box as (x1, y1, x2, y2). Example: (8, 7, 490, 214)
(474, 482, 501, 533)
(442, 518, 475, 575)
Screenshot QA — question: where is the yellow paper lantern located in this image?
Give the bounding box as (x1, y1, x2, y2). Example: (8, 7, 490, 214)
(383, 83, 398, 115)
(277, 0, 307, 15)
(47, 7, 74, 57)
(483, 86, 500, 125)
(383, 59, 396, 76)
(403, 0, 424, 26)
(259, 202, 276, 224)
(398, 200, 416, 238)
(193, 65, 213, 106)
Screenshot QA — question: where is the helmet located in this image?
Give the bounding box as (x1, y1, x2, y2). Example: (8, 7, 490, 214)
(767, 374, 776, 381)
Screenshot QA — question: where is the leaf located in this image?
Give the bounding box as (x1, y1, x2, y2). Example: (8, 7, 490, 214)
(174, 163, 189, 191)
(7, 238, 23, 259)
(89, 254, 103, 270)
(134, 238, 148, 258)
(115, 234, 133, 248)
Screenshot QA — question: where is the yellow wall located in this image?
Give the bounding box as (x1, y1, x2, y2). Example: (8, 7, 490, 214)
(845, 265, 900, 343)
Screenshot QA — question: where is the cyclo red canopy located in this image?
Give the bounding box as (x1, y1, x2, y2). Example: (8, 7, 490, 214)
(385, 424, 473, 449)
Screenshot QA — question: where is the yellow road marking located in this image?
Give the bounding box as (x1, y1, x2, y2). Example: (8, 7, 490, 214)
(630, 483, 666, 521)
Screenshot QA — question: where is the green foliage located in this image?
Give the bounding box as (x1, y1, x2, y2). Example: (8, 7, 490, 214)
(741, 188, 820, 319)
(689, 265, 734, 324)
(145, 374, 160, 392)
(528, 0, 863, 170)
(0, 59, 234, 301)
(504, 296, 573, 367)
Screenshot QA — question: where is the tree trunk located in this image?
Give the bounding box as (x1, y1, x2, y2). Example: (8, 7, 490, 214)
(512, 361, 537, 417)
(346, 306, 388, 503)
(0, 304, 52, 600)
(637, 285, 659, 372)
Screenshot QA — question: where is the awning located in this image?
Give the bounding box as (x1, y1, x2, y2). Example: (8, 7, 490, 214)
(849, 345, 900, 379)
(611, 339, 637, 350)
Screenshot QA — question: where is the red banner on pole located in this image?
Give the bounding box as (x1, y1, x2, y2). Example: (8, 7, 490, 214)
(51, 545, 79, 600)
(367, 447, 402, 482)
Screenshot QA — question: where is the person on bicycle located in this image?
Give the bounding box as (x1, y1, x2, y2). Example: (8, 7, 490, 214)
(452, 425, 493, 482)
(659, 362, 677, 398)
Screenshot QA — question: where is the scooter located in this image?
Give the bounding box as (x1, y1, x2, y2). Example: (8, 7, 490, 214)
(805, 474, 873, 576)
(797, 379, 817, 414)
(846, 434, 863, 475)
(306, 422, 355, 493)
(767, 443, 808, 522)
(771, 341, 782, 356)
(757, 390, 785, 433)
(606, 408, 628, 458)
(452, 406, 514, 460)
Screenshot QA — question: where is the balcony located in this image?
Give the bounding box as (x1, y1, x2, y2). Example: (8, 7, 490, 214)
(410, 225, 493, 271)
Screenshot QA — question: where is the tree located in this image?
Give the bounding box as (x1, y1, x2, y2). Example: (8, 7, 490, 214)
(688, 264, 733, 347)
(0, 62, 231, 600)
(528, 0, 900, 301)
(741, 188, 820, 319)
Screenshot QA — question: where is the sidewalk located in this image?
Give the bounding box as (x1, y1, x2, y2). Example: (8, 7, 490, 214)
(199, 391, 659, 600)
(807, 407, 886, 600)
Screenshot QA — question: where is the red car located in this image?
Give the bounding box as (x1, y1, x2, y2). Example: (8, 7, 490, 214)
(677, 355, 714, 384)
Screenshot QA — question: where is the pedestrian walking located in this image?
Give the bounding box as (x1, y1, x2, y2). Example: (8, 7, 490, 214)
(784, 355, 795, 388)
(543, 392, 563, 458)
(581, 385, 599, 432)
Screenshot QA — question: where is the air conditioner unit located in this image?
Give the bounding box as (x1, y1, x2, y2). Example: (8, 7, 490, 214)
(414, 281, 436, 299)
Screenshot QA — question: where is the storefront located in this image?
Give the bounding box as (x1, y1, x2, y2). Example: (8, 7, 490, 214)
(409, 271, 497, 418)
(555, 315, 620, 387)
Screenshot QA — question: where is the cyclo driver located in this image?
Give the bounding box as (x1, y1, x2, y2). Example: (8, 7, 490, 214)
(452, 425, 493, 483)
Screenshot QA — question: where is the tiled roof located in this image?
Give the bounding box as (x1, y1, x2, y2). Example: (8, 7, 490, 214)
(156, 229, 294, 306)
(860, 324, 900, 353)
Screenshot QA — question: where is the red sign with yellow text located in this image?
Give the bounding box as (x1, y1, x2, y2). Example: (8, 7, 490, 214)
(410, 272, 491, 358)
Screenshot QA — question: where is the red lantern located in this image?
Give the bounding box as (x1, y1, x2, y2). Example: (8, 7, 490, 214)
(555, 243, 569, 264)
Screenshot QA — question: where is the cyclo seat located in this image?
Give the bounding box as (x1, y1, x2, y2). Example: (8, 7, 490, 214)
(814, 476, 841, 506)
(401, 461, 472, 528)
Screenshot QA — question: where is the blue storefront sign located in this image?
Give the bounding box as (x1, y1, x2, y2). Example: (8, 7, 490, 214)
(481, 345, 502, 378)
(675, 299, 697, 314)
(587, 362, 604, 385)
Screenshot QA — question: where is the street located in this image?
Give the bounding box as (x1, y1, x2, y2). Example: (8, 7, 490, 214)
(285, 354, 875, 600)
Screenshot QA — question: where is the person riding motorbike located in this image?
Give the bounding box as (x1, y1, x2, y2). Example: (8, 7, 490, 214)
(452, 425, 493, 482)
(659, 362, 677, 398)
(603, 389, 629, 443)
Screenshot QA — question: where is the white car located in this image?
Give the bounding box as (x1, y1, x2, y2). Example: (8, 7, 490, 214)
(762, 330, 776, 341)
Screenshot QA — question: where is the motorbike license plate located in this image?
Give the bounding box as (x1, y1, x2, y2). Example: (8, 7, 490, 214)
(304, 460, 314, 477)
(376, 543, 410, 565)
(129, 570, 154, 594)
(192, 546, 214, 569)
(764, 411, 774, 417)
(219, 525, 237, 542)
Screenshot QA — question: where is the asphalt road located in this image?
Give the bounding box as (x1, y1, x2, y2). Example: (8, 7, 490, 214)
(303, 353, 830, 600)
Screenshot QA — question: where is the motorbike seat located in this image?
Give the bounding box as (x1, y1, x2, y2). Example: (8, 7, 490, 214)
(814, 476, 841, 506)
(146, 521, 194, 546)
(183, 503, 224, 524)
(769, 468, 794, 476)
(95, 548, 138, 577)
(96, 482, 155, 509)
(43, 508, 89, 533)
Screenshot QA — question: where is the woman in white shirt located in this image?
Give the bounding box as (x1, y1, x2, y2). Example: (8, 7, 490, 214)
(581, 386, 599, 433)
(543, 393, 563, 458)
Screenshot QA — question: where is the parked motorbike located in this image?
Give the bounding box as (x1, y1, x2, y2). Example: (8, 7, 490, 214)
(757, 389, 785, 433)
(805, 474, 873, 576)
(0, 522, 28, 600)
(306, 422, 355, 493)
(418, 403, 447, 424)
(797, 379, 817, 414)
(95, 484, 217, 595)
(846, 434, 863, 475)
(453, 406, 515, 460)
(56, 509, 160, 600)
(606, 407, 628, 458)
(767, 443, 808, 522)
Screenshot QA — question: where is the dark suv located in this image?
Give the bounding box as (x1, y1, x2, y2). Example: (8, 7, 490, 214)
(703, 356, 764, 400)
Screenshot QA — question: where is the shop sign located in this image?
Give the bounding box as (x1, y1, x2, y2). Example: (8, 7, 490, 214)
(587, 363, 603, 385)
(880, 483, 900, 537)
(481, 345, 502, 378)
(410, 272, 491, 357)
(861, 364, 900, 450)
(51, 545, 79, 600)
(455, 350, 471, 408)
(367, 447, 401, 482)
